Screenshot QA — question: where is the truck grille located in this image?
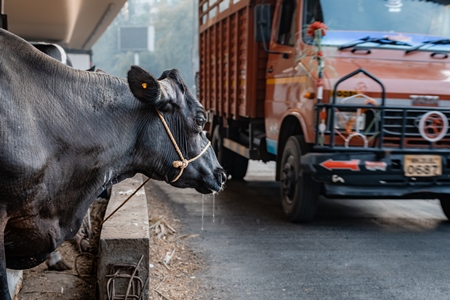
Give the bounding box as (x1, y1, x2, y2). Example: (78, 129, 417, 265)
(314, 106, 450, 151)
(382, 109, 450, 148)
(384, 109, 450, 138)
(314, 68, 450, 152)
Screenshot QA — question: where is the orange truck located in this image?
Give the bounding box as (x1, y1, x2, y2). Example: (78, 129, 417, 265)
(198, 0, 450, 222)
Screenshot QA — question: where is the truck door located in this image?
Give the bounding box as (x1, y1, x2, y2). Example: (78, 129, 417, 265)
(265, 0, 298, 147)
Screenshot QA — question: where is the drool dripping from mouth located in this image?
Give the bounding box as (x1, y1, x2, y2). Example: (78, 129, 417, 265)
(201, 193, 217, 231)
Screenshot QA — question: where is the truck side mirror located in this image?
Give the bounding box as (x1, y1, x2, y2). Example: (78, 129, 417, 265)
(254, 4, 271, 43)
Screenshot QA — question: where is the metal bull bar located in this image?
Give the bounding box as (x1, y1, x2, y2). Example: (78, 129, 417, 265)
(314, 68, 450, 153)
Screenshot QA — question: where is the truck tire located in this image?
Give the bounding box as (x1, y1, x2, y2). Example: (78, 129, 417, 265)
(231, 154, 249, 180)
(280, 135, 319, 222)
(439, 197, 450, 220)
(211, 125, 249, 180)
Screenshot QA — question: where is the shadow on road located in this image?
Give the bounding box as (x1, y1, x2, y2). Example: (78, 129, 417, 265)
(219, 178, 450, 234)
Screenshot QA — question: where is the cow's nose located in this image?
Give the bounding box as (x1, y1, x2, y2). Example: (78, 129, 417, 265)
(216, 169, 227, 188)
(220, 170, 227, 186)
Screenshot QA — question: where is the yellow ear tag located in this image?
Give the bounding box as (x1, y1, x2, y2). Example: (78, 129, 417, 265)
(142, 82, 148, 89)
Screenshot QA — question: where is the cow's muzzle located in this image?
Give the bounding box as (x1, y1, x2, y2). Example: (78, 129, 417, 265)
(195, 167, 227, 194)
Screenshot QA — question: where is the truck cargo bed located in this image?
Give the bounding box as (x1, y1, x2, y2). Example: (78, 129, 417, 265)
(198, 0, 272, 119)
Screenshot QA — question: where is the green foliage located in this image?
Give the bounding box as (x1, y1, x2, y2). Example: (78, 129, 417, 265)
(92, 0, 198, 90)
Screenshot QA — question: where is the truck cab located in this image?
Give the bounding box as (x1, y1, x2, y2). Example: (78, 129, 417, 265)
(198, 0, 450, 222)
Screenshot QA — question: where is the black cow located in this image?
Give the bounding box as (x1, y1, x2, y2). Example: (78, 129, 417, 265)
(0, 28, 226, 300)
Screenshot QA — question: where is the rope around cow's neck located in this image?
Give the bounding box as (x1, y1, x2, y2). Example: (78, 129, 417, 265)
(101, 110, 211, 225)
(156, 110, 211, 182)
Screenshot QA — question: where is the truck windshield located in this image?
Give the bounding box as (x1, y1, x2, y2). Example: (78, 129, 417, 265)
(303, 0, 450, 51)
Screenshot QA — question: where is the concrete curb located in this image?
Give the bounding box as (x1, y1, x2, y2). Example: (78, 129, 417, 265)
(97, 175, 150, 300)
(7, 269, 22, 300)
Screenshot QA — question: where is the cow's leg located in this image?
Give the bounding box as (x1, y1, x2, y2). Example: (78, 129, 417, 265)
(0, 212, 12, 300)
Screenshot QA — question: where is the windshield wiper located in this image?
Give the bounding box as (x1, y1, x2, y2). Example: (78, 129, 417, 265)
(405, 39, 450, 54)
(338, 36, 412, 50)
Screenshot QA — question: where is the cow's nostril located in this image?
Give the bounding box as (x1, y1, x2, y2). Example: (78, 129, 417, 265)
(214, 169, 227, 190)
(220, 171, 227, 185)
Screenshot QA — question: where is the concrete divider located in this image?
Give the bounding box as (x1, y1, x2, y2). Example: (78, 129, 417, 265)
(97, 175, 150, 300)
(7, 269, 22, 300)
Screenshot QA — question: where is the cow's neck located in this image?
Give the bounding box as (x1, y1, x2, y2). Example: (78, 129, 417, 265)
(68, 71, 155, 185)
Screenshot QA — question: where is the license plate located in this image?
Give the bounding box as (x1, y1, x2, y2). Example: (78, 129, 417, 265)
(404, 155, 442, 177)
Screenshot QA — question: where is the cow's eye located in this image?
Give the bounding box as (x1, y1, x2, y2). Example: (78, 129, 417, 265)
(195, 116, 206, 128)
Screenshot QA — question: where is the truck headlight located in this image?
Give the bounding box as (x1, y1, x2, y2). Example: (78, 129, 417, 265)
(334, 111, 366, 131)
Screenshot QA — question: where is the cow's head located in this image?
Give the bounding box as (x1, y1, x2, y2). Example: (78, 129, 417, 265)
(127, 66, 226, 194)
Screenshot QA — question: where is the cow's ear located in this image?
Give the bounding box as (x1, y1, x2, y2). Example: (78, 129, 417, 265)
(127, 66, 162, 105)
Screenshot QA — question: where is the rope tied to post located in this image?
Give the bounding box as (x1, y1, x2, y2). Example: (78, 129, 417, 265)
(156, 110, 211, 182)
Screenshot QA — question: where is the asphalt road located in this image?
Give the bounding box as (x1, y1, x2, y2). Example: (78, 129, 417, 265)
(148, 161, 450, 300)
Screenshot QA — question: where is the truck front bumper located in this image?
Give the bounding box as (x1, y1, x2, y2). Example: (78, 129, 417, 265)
(301, 152, 450, 199)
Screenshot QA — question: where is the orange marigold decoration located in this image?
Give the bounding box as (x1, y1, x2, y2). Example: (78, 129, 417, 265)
(307, 21, 327, 94)
(308, 22, 327, 146)
(308, 21, 328, 88)
(307, 21, 328, 38)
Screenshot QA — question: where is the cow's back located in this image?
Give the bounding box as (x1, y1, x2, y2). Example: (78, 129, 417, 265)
(0, 30, 53, 190)
(0, 29, 115, 202)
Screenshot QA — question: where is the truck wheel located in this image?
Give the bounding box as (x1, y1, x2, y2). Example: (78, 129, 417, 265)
(231, 154, 249, 181)
(280, 135, 319, 222)
(439, 197, 450, 220)
(211, 125, 249, 180)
